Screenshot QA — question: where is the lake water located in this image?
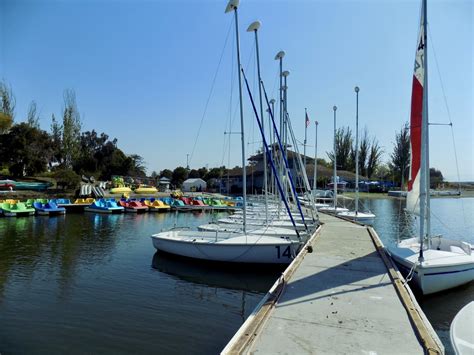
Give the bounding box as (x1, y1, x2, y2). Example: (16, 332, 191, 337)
(0, 198, 472, 354)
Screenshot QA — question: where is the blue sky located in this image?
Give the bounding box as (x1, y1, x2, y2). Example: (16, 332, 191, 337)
(1, 0, 472, 181)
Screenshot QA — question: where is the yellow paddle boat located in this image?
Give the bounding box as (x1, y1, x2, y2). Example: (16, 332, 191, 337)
(134, 185, 158, 194)
(143, 199, 170, 212)
(110, 187, 132, 194)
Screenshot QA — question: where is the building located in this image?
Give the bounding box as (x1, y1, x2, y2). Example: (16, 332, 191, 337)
(158, 177, 171, 191)
(182, 178, 207, 192)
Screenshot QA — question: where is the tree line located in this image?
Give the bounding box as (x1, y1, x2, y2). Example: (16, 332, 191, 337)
(0, 81, 145, 188)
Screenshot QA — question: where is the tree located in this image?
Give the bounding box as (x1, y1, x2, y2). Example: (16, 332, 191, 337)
(61, 90, 82, 168)
(367, 138, 383, 179)
(357, 128, 370, 177)
(188, 169, 200, 178)
(197, 167, 208, 179)
(0, 81, 15, 133)
(26, 101, 40, 129)
(389, 122, 410, 186)
(327, 126, 353, 171)
(0, 123, 53, 177)
(128, 154, 146, 177)
(160, 169, 173, 179)
(172, 166, 188, 187)
(150, 171, 158, 179)
(430, 168, 444, 188)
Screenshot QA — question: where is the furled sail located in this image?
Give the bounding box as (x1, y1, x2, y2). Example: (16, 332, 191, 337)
(406, 4, 425, 216)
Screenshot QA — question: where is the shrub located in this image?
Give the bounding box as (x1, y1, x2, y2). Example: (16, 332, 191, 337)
(52, 169, 81, 190)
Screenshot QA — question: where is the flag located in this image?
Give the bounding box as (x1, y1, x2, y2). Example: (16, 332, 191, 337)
(305, 111, 310, 127)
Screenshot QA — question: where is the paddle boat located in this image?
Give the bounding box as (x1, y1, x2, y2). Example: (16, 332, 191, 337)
(1, 202, 35, 217)
(109, 187, 132, 194)
(33, 200, 66, 216)
(141, 199, 170, 212)
(85, 199, 124, 214)
(119, 200, 148, 213)
(0, 180, 15, 191)
(134, 184, 158, 194)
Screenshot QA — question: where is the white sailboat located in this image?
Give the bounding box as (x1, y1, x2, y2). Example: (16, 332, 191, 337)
(319, 106, 349, 215)
(151, 0, 304, 264)
(450, 301, 474, 355)
(388, 0, 474, 295)
(338, 86, 375, 224)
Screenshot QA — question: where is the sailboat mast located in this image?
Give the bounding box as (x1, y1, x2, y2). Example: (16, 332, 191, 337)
(247, 21, 268, 224)
(333, 105, 338, 209)
(313, 121, 318, 191)
(304, 108, 308, 169)
(423, 0, 431, 245)
(355, 86, 360, 216)
(419, 0, 428, 260)
(226, 0, 246, 232)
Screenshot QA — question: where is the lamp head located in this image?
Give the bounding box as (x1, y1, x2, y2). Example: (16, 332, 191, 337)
(282, 70, 290, 77)
(333, 106, 337, 111)
(270, 99, 276, 104)
(246, 21, 261, 32)
(355, 86, 360, 93)
(225, 0, 239, 13)
(274, 50, 285, 60)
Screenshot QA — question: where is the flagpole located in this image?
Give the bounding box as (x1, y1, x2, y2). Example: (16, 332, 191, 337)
(313, 120, 318, 191)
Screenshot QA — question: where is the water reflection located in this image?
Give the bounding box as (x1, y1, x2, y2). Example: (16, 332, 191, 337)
(152, 251, 281, 293)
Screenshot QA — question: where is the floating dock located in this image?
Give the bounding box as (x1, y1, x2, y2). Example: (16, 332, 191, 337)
(223, 213, 443, 354)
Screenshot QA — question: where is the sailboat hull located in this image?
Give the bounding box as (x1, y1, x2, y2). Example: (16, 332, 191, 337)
(151, 232, 302, 264)
(389, 237, 474, 295)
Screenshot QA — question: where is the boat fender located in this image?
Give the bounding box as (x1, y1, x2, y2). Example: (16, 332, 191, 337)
(306, 245, 313, 253)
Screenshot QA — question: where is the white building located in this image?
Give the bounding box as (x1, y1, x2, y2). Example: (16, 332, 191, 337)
(182, 178, 207, 192)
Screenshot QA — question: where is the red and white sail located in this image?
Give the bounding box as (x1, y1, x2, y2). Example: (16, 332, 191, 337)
(406, 4, 425, 215)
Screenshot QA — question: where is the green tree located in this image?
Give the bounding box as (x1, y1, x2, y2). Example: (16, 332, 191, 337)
(357, 128, 370, 177)
(0, 123, 53, 177)
(61, 90, 82, 168)
(367, 138, 383, 179)
(160, 169, 173, 179)
(172, 166, 188, 187)
(0, 81, 15, 133)
(128, 154, 146, 177)
(430, 168, 444, 188)
(26, 101, 40, 129)
(389, 122, 410, 186)
(327, 126, 353, 171)
(188, 169, 200, 178)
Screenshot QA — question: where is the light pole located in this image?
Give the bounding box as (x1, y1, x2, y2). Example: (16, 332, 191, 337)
(274, 51, 285, 207)
(186, 153, 189, 170)
(354, 86, 360, 216)
(225, 0, 246, 232)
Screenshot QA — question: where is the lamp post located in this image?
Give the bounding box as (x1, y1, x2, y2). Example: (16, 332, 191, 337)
(354, 86, 360, 216)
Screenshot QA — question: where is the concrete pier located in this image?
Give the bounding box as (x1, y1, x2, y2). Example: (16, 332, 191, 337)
(223, 213, 443, 354)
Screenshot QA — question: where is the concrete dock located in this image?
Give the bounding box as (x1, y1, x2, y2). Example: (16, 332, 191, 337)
(223, 213, 443, 354)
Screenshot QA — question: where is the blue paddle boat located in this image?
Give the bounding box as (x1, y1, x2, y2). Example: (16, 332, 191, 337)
(33, 201, 66, 216)
(85, 198, 124, 214)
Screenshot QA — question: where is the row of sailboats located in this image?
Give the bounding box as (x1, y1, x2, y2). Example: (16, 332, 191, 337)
(151, 0, 318, 264)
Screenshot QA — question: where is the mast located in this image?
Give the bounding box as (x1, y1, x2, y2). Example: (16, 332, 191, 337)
(313, 120, 318, 191)
(270, 98, 276, 196)
(275, 51, 285, 206)
(247, 20, 268, 224)
(304, 108, 308, 169)
(282, 70, 290, 202)
(355, 86, 360, 216)
(333, 105, 337, 210)
(418, 0, 428, 260)
(225, 0, 246, 232)
(423, 0, 431, 246)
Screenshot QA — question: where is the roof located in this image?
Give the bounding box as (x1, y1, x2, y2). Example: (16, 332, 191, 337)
(183, 178, 206, 184)
(159, 177, 171, 182)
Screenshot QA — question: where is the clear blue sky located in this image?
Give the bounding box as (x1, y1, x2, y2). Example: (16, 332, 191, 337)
(1, 0, 472, 181)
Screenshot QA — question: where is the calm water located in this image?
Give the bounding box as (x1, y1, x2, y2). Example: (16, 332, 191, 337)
(0, 198, 473, 354)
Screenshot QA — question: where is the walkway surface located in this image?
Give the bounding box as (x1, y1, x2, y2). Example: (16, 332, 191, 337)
(226, 213, 432, 354)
